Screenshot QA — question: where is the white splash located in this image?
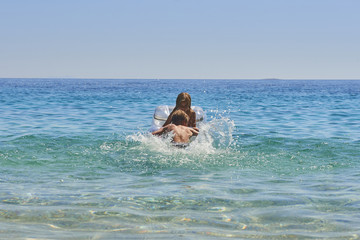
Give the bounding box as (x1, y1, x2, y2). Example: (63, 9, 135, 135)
(127, 116, 235, 156)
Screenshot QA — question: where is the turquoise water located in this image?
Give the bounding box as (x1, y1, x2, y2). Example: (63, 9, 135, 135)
(1, 79, 360, 239)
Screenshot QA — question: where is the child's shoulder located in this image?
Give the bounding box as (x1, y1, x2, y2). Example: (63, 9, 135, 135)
(166, 123, 177, 129)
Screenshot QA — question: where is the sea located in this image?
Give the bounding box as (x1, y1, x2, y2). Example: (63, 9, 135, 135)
(0, 78, 359, 239)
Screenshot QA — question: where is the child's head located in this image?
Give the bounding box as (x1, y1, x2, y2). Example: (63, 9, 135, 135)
(176, 92, 191, 110)
(171, 109, 189, 126)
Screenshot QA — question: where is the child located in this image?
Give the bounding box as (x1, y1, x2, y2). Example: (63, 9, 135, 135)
(163, 92, 197, 129)
(152, 109, 199, 145)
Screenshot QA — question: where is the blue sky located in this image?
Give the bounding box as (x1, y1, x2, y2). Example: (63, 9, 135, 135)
(0, 0, 359, 79)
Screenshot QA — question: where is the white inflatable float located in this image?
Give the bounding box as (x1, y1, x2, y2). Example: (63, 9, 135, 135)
(149, 105, 206, 132)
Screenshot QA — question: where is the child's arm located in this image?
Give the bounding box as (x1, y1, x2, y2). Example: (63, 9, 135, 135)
(152, 125, 170, 136)
(190, 127, 199, 136)
(152, 127, 165, 136)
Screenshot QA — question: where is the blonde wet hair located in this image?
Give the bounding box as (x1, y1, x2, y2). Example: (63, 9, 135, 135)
(171, 109, 189, 125)
(175, 92, 191, 110)
(163, 92, 196, 127)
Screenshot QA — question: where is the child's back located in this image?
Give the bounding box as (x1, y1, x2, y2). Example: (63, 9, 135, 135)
(165, 124, 198, 143)
(152, 109, 199, 144)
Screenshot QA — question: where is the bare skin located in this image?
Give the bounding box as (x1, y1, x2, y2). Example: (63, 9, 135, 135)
(152, 122, 199, 143)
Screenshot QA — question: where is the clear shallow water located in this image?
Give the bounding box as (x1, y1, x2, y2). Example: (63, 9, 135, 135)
(0, 78, 360, 239)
